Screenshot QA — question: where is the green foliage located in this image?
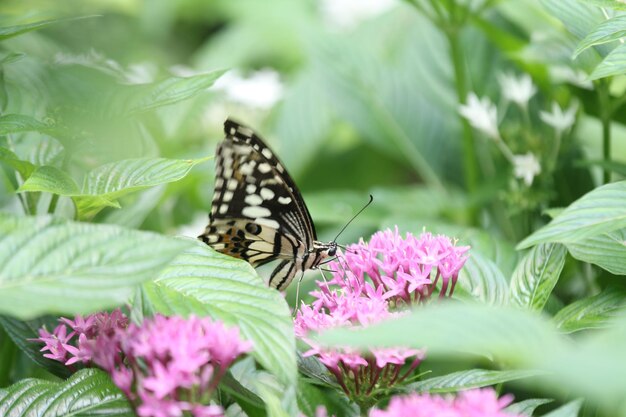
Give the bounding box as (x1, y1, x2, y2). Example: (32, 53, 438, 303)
(0, 214, 192, 318)
(144, 241, 297, 387)
(1, 0, 626, 416)
(0, 368, 133, 417)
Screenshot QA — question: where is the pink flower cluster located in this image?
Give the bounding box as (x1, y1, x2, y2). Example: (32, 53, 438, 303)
(32, 309, 128, 366)
(32, 311, 252, 417)
(338, 227, 470, 305)
(369, 388, 522, 417)
(295, 228, 469, 403)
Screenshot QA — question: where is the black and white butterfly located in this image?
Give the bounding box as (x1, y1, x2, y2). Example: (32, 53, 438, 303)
(198, 119, 337, 291)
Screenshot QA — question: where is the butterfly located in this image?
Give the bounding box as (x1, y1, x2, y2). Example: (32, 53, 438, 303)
(198, 119, 337, 291)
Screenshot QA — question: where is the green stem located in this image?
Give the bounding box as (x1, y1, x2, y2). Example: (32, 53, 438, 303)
(48, 194, 59, 214)
(446, 27, 478, 222)
(598, 80, 612, 184)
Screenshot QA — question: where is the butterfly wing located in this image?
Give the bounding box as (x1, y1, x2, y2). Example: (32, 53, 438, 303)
(199, 119, 316, 267)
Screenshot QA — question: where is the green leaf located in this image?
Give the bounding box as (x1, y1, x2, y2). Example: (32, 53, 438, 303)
(578, 0, 626, 11)
(297, 353, 339, 389)
(566, 228, 626, 275)
(221, 372, 267, 417)
(18, 165, 80, 195)
(18, 157, 208, 220)
(541, 399, 583, 417)
(0, 16, 97, 41)
(82, 157, 209, 197)
(406, 369, 545, 393)
(0, 214, 192, 319)
(553, 287, 626, 333)
(0, 315, 71, 378)
(0, 146, 35, 178)
(505, 399, 553, 417)
(0, 52, 25, 66)
(0, 114, 49, 135)
(540, 0, 605, 40)
(0, 368, 133, 417)
(318, 303, 565, 364)
(144, 240, 297, 387)
(318, 303, 626, 410)
(457, 251, 509, 306)
(509, 244, 567, 311)
(575, 159, 626, 176)
(517, 181, 626, 249)
(574, 15, 626, 58)
(590, 42, 626, 80)
(128, 69, 227, 114)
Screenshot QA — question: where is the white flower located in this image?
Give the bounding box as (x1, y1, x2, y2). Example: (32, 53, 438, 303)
(321, 0, 396, 29)
(459, 92, 500, 140)
(512, 152, 541, 186)
(497, 72, 536, 107)
(213, 69, 284, 109)
(540, 101, 578, 134)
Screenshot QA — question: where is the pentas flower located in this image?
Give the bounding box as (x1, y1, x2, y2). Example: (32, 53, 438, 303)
(32, 312, 252, 417)
(295, 228, 468, 405)
(336, 227, 470, 306)
(369, 388, 523, 417)
(31, 309, 128, 367)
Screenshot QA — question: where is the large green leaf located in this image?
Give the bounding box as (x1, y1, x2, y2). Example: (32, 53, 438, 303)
(0, 146, 35, 179)
(319, 304, 564, 363)
(566, 228, 626, 275)
(0, 114, 49, 135)
(505, 399, 553, 417)
(578, 0, 626, 10)
(541, 399, 583, 417)
(319, 303, 626, 411)
(509, 244, 567, 311)
(574, 15, 626, 58)
(127, 69, 226, 114)
(589, 42, 626, 80)
(457, 251, 509, 306)
(0, 315, 72, 378)
(553, 287, 626, 333)
(517, 181, 626, 249)
(18, 157, 208, 219)
(19, 165, 81, 195)
(0, 368, 132, 417)
(143, 240, 297, 388)
(0, 16, 96, 41)
(406, 369, 545, 393)
(0, 214, 191, 319)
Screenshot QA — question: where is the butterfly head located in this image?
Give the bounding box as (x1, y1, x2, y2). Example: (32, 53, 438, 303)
(312, 240, 338, 259)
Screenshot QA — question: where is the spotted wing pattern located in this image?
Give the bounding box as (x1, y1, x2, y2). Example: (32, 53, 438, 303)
(199, 119, 331, 290)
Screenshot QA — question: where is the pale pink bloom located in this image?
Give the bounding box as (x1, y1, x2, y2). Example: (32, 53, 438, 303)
(295, 227, 469, 401)
(32, 312, 250, 417)
(369, 388, 521, 417)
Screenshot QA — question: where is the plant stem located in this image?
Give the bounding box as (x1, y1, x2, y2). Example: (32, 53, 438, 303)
(446, 27, 478, 222)
(598, 80, 612, 184)
(48, 194, 59, 214)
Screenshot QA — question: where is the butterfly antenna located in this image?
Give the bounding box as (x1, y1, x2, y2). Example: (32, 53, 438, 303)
(332, 194, 374, 243)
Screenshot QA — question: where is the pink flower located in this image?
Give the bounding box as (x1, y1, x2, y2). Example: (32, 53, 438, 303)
(295, 227, 469, 405)
(32, 312, 251, 417)
(368, 388, 521, 417)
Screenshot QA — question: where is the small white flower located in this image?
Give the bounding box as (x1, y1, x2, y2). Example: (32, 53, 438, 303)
(540, 101, 578, 134)
(497, 72, 537, 107)
(213, 69, 284, 109)
(459, 92, 500, 140)
(512, 152, 541, 186)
